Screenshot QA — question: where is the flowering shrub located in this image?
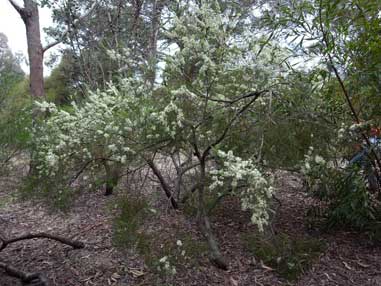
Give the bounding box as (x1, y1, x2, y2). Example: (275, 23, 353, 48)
(302, 145, 378, 229)
(30, 0, 280, 268)
(30, 76, 187, 196)
(211, 150, 274, 231)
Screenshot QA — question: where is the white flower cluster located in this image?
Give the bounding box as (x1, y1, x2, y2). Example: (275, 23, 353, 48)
(34, 101, 57, 113)
(210, 150, 274, 232)
(337, 121, 373, 142)
(157, 256, 177, 275)
(32, 76, 191, 181)
(155, 100, 185, 138)
(302, 147, 328, 174)
(32, 79, 149, 178)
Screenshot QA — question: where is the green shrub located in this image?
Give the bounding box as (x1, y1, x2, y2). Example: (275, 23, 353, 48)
(303, 144, 380, 230)
(243, 232, 326, 281)
(20, 174, 76, 211)
(306, 164, 378, 230)
(112, 195, 150, 249)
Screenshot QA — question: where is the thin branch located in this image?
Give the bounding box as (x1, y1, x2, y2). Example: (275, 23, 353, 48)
(43, 2, 98, 53)
(0, 232, 84, 284)
(69, 159, 94, 186)
(256, 31, 274, 58)
(8, 0, 26, 18)
(202, 91, 265, 161)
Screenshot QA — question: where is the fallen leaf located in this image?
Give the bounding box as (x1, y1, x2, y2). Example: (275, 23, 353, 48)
(260, 260, 274, 271)
(230, 276, 239, 286)
(128, 268, 144, 278)
(110, 272, 121, 282)
(342, 261, 352, 270)
(356, 261, 371, 268)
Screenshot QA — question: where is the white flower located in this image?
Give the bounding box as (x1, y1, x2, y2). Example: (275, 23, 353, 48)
(314, 155, 325, 164)
(120, 155, 127, 164)
(108, 144, 117, 152)
(176, 240, 183, 247)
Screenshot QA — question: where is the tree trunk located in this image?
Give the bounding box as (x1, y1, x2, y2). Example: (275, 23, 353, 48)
(9, 0, 45, 98)
(147, 159, 179, 209)
(103, 161, 120, 196)
(24, 0, 44, 98)
(197, 160, 228, 270)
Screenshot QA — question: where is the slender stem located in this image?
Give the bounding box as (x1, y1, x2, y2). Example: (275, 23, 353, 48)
(146, 158, 179, 209)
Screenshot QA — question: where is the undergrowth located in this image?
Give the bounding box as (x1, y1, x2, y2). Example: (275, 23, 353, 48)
(112, 195, 150, 250)
(242, 232, 326, 281)
(112, 195, 208, 282)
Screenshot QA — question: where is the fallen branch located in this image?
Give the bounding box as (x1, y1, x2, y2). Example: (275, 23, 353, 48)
(0, 232, 85, 252)
(0, 262, 48, 286)
(0, 232, 84, 285)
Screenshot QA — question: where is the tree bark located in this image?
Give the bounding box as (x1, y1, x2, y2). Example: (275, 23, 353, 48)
(103, 161, 120, 196)
(9, 0, 45, 98)
(197, 160, 228, 270)
(147, 159, 179, 209)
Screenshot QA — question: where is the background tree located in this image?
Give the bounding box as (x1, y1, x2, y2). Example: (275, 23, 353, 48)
(0, 32, 25, 103)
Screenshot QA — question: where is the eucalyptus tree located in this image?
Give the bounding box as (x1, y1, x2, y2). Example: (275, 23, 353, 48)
(8, 0, 97, 98)
(8, 0, 45, 98)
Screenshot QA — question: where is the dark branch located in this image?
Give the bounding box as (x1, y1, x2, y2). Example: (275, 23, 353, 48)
(202, 90, 266, 161)
(8, 0, 27, 19)
(0, 262, 48, 285)
(0, 232, 84, 252)
(0, 232, 84, 285)
(146, 158, 179, 209)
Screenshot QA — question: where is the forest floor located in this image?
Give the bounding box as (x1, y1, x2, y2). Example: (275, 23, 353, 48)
(1, 168, 381, 286)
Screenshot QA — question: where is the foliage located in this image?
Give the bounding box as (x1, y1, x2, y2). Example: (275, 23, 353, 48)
(44, 52, 77, 105)
(112, 195, 150, 249)
(303, 145, 379, 230)
(211, 150, 274, 231)
(254, 0, 381, 231)
(243, 232, 326, 281)
(26, 1, 287, 268)
(0, 32, 25, 104)
(151, 234, 208, 280)
(302, 119, 381, 229)
(0, 33, 29, 173)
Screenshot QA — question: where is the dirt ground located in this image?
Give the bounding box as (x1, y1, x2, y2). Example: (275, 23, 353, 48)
(1, 170, 381, 286)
